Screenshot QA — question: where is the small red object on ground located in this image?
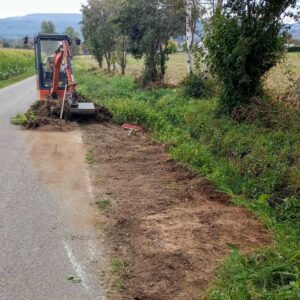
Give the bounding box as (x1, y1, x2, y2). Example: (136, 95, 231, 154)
(122, 123, 143, 132)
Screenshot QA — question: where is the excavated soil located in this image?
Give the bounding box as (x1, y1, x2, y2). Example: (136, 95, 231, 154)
(82, 123, 271, 300)
(24, 96, 112, 130)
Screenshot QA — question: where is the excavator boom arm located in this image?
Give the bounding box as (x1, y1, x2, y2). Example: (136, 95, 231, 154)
(50, 40, 76, 97)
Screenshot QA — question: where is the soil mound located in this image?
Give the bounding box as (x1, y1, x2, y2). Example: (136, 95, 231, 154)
(23, 94, 112, 130)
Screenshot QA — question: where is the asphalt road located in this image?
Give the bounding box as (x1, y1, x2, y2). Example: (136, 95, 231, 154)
(0, 77, 104, 300)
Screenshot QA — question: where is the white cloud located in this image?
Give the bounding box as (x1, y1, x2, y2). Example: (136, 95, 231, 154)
(0, 0, 87, 18)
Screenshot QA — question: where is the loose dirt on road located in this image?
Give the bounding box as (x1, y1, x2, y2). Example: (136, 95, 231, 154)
(23, 129, 107, 298)
(82, 123, 271, 300)
(24, 130, 99, 229)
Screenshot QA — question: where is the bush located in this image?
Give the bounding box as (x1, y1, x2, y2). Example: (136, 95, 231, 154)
(287, 46, 300, 52)
(165, 40, 178, 54)
(182, 74, 214, 99)
(205, 3, 291, 114)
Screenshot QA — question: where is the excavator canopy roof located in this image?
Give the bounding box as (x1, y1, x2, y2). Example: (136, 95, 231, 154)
(35, 34, 81, 45)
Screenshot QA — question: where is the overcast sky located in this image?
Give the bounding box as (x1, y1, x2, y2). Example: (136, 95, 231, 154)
(0, 0, 87, 18)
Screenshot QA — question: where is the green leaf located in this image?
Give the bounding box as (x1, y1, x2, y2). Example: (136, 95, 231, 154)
(257, 194, 270, 205)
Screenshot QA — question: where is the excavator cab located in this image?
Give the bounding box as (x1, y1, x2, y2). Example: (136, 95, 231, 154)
(34, 34, 72, 100)
(25, 34, 95, 115)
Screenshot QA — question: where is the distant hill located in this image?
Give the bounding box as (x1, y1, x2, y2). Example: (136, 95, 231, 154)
(1, 13, 300, 42)
(0, 13, 82, 40)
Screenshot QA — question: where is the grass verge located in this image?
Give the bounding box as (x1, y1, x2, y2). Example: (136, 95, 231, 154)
(74, 58, 300, 299)
(0, 69, 35, 89)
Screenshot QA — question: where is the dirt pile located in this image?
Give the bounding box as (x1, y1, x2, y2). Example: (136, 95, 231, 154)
(23, 94, 112, 129)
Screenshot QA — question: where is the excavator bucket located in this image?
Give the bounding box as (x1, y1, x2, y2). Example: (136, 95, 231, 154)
(70, 103, 96, 115)
(27, 33, 96, 116)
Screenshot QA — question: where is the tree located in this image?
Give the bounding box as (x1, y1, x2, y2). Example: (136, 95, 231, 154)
(118, 0, 185, 83)
(204, 0, 298, 114)
(40, 21, 56, 34)
(63, 26, 80, 56)
(81, 0, 121, 72)
(113, 33, 128, 75)
(185, 0, 223, 75)
(186, 0, 201, 74)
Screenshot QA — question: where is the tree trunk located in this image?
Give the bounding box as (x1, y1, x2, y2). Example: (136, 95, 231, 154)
(97, 52, 103, 68)
(113, 59, 116, 72)
(105, 52, 111, 72)
(121, 37, 127, 76)
(121, 50, 127, 75)
(216, 0, 223, 10)
(186, 0, 194, 75)
(159, 43, 167, 81)
(144, 46, 158, 83)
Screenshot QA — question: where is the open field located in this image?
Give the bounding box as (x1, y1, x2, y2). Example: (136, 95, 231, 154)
(0, 48, 35, 88)
(264, 53, 300, 94)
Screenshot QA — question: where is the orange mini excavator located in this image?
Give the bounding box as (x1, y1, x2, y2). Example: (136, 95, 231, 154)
(24, 33, 95, 115)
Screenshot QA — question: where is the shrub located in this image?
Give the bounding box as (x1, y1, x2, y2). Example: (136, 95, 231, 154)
(287, 46, 300, 52)
(204, 2, 293, 114)
(165, 40, 178, 54)
(182, 74, 214, 99)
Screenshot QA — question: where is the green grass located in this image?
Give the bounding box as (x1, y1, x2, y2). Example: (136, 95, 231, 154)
(0, 69, 35, 89)
(0, 48, 35, 88)
(96, 199, 111, 211)
(74, 57, 300, 299)
(85, 149, 94, 164)
(11, 111, 36, 126)
(109, 259, 129, 290)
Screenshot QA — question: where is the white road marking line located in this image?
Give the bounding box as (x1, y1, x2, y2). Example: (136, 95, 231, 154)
(63, 241, 90, 294)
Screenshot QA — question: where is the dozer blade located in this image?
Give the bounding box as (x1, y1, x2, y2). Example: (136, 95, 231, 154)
(70, 102, 96, 115)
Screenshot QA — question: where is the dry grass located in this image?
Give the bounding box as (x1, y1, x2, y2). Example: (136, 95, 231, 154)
(264, 53, 300, 95)
(115, 52, 187, 84)
(264, 53, 300, 109)
(76, 52, 187, 85)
